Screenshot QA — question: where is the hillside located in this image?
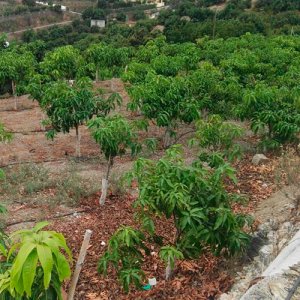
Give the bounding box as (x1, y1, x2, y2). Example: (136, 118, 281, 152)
(0, 0, 299, 299)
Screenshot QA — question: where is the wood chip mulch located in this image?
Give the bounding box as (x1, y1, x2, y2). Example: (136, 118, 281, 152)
(52, 156, 277, 300)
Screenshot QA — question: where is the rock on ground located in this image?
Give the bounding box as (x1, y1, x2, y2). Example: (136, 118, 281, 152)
(252, 154, 269, 166)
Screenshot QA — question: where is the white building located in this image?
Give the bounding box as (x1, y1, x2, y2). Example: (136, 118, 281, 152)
(91, 19, 106, 28)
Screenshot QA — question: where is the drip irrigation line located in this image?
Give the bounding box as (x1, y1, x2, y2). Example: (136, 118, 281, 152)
(6, 208, 92, 227)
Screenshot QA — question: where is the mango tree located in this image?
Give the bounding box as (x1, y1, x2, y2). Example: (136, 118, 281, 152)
(35, 78, 121, 157)
(40, 45, 83, 81)
(128, 73, 200, 148)
(190, 114, 244, 163)
(88, 115, 140, 205)
(0, 50, 35, 110)
(86, 43, 131, 82)
(99, 145, 252, 291)
(237, 84, 300, 149)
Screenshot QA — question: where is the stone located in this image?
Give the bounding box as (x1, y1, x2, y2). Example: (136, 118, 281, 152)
(278, 238, 288, 251)
(268, 280, 287, 298)
(219, 293, 232, 300)
(267, 231, 276, 240)
(258, 222, 272, 233)
(259, 245, 273, 266)
(268, 218, 279, 231)
(252, 154, 269, 166)
(282, 222, 293, 231)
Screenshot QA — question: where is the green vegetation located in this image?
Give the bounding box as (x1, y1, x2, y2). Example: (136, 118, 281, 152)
(0, 0, 299, 296)
(89, 115, 140, 205)
(99, 145, 252, 291)
(0, 222, 71, 299)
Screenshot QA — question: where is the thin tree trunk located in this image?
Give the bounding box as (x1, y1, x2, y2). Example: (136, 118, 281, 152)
(96, 68, 99, 82)
(75, 125, 81, 157)
(110, 78, 115, 92)
(99, 156, 113, 205)
(165, 257, 173, 280)
(12, 81, 17, 111)
(212, 10, 217, 39)
(163, 127, 172, 149)
(67, 229, 92, 300)
(41, 118, 45, 131)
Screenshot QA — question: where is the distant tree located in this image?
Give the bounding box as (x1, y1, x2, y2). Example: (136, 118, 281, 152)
(132, 11, 146, 21)
(237, 84, 300, 149)
(0, 50, 35, 109)
(82, 7, 105, 20)
(116, 12, 127, 22)
(97, 0, 109, 9)
(22, 0, 36, 7)
(25, 40, 47, 62)
(40, 45, 83, 80)
(22, 29, 37, 43)
(86, 43, 130, 81)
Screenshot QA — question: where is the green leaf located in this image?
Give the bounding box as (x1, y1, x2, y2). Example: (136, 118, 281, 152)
(22, 250, 38, 296)
(33, 221, 49, 232)
(10, 242, 36, 284)
(37, 244, 54, 289)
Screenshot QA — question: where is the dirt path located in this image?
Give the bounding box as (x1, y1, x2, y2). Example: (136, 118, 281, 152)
(7, 20, 73, 35)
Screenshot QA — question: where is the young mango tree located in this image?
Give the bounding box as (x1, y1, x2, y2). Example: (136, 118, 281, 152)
(98, 145, 252, 291)
(237, 84, 300, 149)
(40, 45, 83, 81)
(127, 74, 200, 148)
(86, 43, 131, 82)
(34, 78, 121, 157)
(88, 115, 140, 205)
(0, 50, 35, 110)
(0, 222, 72, 299)
(190, 114, 244, 164)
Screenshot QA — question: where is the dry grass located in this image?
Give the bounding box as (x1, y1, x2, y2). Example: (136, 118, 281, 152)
(0, 163, 99, 207)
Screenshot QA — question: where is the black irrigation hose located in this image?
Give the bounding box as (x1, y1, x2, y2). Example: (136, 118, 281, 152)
(286, 275, 300, 300)
(6, 208, 91, 227)
(0, 158, 66, 168)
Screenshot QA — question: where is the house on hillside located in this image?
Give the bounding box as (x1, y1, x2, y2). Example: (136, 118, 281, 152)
(147, 0, 165, 8)
(91, 19, 106, 28)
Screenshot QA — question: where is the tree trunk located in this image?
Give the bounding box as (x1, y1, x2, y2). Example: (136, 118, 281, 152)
(163, 127, 172, 149)
(165, 257, 173, 280)
(99, 156, 113, 206)
(75, 125, 81, 157)
(12, 81, 17, 111)
(110, 78, 115, 92)
(96, 68, 99, 82)
(212, 10, 217, 39)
